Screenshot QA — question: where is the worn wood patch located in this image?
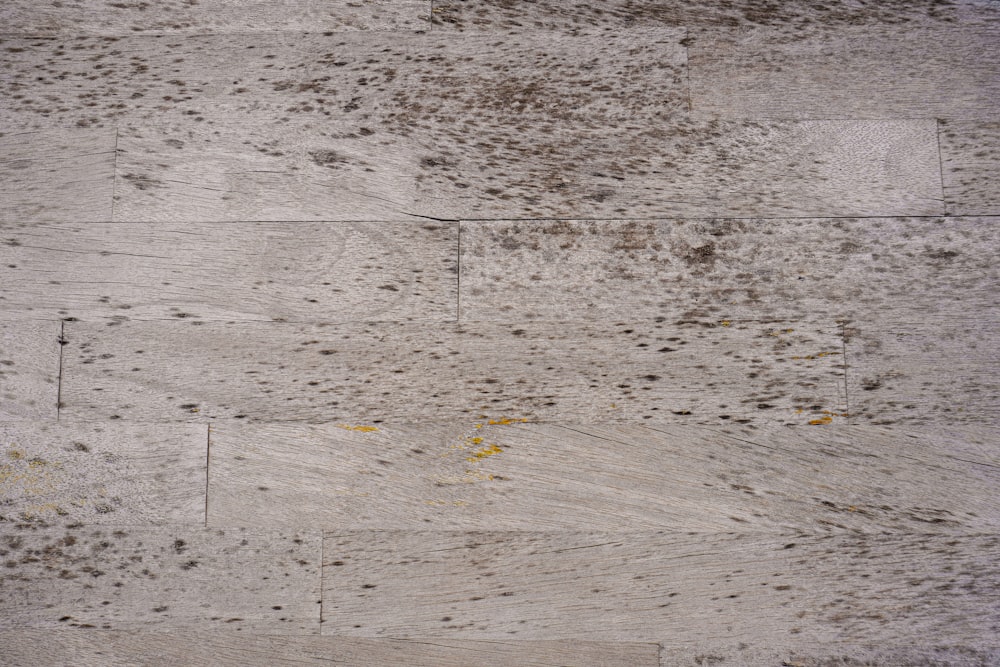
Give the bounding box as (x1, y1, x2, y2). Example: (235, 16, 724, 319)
(321, 530, 1000, 642)
(689, 26, 1000, 120)
(460, 217, 998, 322)
(660, 643, 1000, 667)
(0, 523, 320, 632)
(0, 221, 457, 322)
(0, 632, 658, 667)
(0, 422, 205, 525)
(59, 319, 845, 424)
(0, 129, 116, 223)
(940, 120, 1000, 215)
(846, 315, 1000, 427)
(207, 422, 1000, 533)
(0, 322, 60, 420)
(1, 1, 429, 36)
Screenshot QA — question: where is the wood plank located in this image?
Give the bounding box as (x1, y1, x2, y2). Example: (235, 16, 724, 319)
(207, 422, 1000, 533)
(0, 632, 658, 667)
(688, 26, 1000, 120)
(846, 315, 1000, 427)
(0, 321, 60, 420)
(321, 530, 1000, 643)
(0, 128, 116, 223)
(660, 643, 1000, 667)
(0, 422, 205, 525)
(1, 1, 430, 36)
(59, 319, 846, 424)
(0, 221, 457, 322)
(940, 120, 1000, 215)
(460, 217, 999, 322)
(0, 523, 320, 632)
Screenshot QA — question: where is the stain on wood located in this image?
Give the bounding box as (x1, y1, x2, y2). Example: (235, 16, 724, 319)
(940, 120, 1000, 215)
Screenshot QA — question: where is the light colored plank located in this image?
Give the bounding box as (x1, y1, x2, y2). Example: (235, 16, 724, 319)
(0, 321, 59, 420)
(0, 422, 205, 524)
(940, 120, 1000, 215)
(60, 319, 846, 423)
(0, 632, 658, 667)
(321, 530, 1000, 644)
(0, 0, 429, 36)
(846, 315, 1000, 427)
(0, 221, 457, 322)
(207, 422, 1000, 533)
(460, 216, 998, 322)
(0, 523, 320, 632)
(0, 128, 116, 223)
(660, 643, 1000, 667)
(689, 26, 1000, 120)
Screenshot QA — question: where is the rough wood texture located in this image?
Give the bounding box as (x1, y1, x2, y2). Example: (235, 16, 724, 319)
(846, 315, 1000, 427)
(0, 322, 59, 420)
(207, 422, 1000, 533)
(0, 422, 205, 525)
(322, 530, 1000, 643)
(0, 1, 430, 36)
(689, 26, 1000, 120)
(0, 221, 457, 322)
(0, 129, 116, 223)
(660, 643, 1000, 667)
(940, 120, 1000, 215)
(0, 523, 320, 632)
(0, 632, 658, 667)
(460, 217, 999, 322)
(59, 319, 846, 424)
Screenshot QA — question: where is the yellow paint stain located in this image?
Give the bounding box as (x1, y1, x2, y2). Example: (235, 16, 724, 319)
(28, 459, 47, 469)
(794, 408, 804, 414)
(7, 449, 25, 460)
(466, 444, 503, 461)
(336, 424, 379, 433)
(485, 417, 528, 426)
(469, 437, 483, 445)
(720, 320, 731, 327)
(809, 415, 833, 425)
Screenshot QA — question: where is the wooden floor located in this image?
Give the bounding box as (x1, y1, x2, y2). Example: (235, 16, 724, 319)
(2, 1, 999, 665)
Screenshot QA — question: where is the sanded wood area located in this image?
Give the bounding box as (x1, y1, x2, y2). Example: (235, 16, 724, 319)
(59, 318, 846, 424)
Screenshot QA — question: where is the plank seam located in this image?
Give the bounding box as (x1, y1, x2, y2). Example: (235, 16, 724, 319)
(111, 125, 120, 223)
(204, 424, 211, 527)
(841, 321, 850, 426)
(56, 320, 65, 421)
(935, 118, 948, 215)
(319, 535, 325, 630)
(456, 221, 462, 322)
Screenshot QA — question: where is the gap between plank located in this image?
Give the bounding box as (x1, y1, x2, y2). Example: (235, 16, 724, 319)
(319, 536, 325, 630)
(935, 118, 949, 216)
(111, 125, 120, 223)
(456, 221, 462, 321)
(204, 424, 211, 527)
(56, 320, 65, 421)
(841, 321, 850, 426)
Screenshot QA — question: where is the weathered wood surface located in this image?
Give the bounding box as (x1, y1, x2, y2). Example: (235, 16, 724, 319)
(460, 217, 998, 322)
(940, 120, 1000, 215)
(0, 221, 457, 322)
(59, 319, 846, 424)
(0, 1, 430, 36)
(688, 26, 1000, 120)
(207, 422, 1000, 533)
(0, 322, 60, 420)
(0, 523, 321, 632)
(0, 632, 658, 667)
(321, 530, 1000, 643)
(846, 315, 1000, 427)
(0, 129, 116, 223)
(0, 422, 205, 525)
(660, 643, 1000, 667)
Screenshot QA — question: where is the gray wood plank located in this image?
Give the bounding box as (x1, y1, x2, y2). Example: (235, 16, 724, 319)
(207, 422, 1000, 533)
(0, 221, 457, 322)
(321, 530, 1000, 644)
(0, 632, 658, 667)
(688, 26, 1000, 120)
(1, 1, 430, 36)
(460, 217, 999, 322)
(940, 120, 1000, 215)
(0, 422, 205, 524)
(660, 643, 1000, 667)
(59, 319, 846, 424)
(846, 315, 1000, 427)
(0, 128, 116, 223)
(0, 321, 60, 420)
(0, 523, 320, 632)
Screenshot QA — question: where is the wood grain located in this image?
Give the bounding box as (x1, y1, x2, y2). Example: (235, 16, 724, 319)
(660, 643, 1000, 667)
(0, 322, 60, 420)
(1, 1, 430, 36)
(207, 422, 1000, 533)
(0, 523, 320, 632)
(460, 217, 998, 322)
(321, 530, 1000, 643)
(0, 422, 205, 525)
(940, 120, 1000, 215)
(689, 26, 1000, 120)
(0, 221, 457, 322)
(0, 129, 116, 223)
(59, 319, 846, 424)
(846, 315, 1000, 427)
(0, 632, 658, 667)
